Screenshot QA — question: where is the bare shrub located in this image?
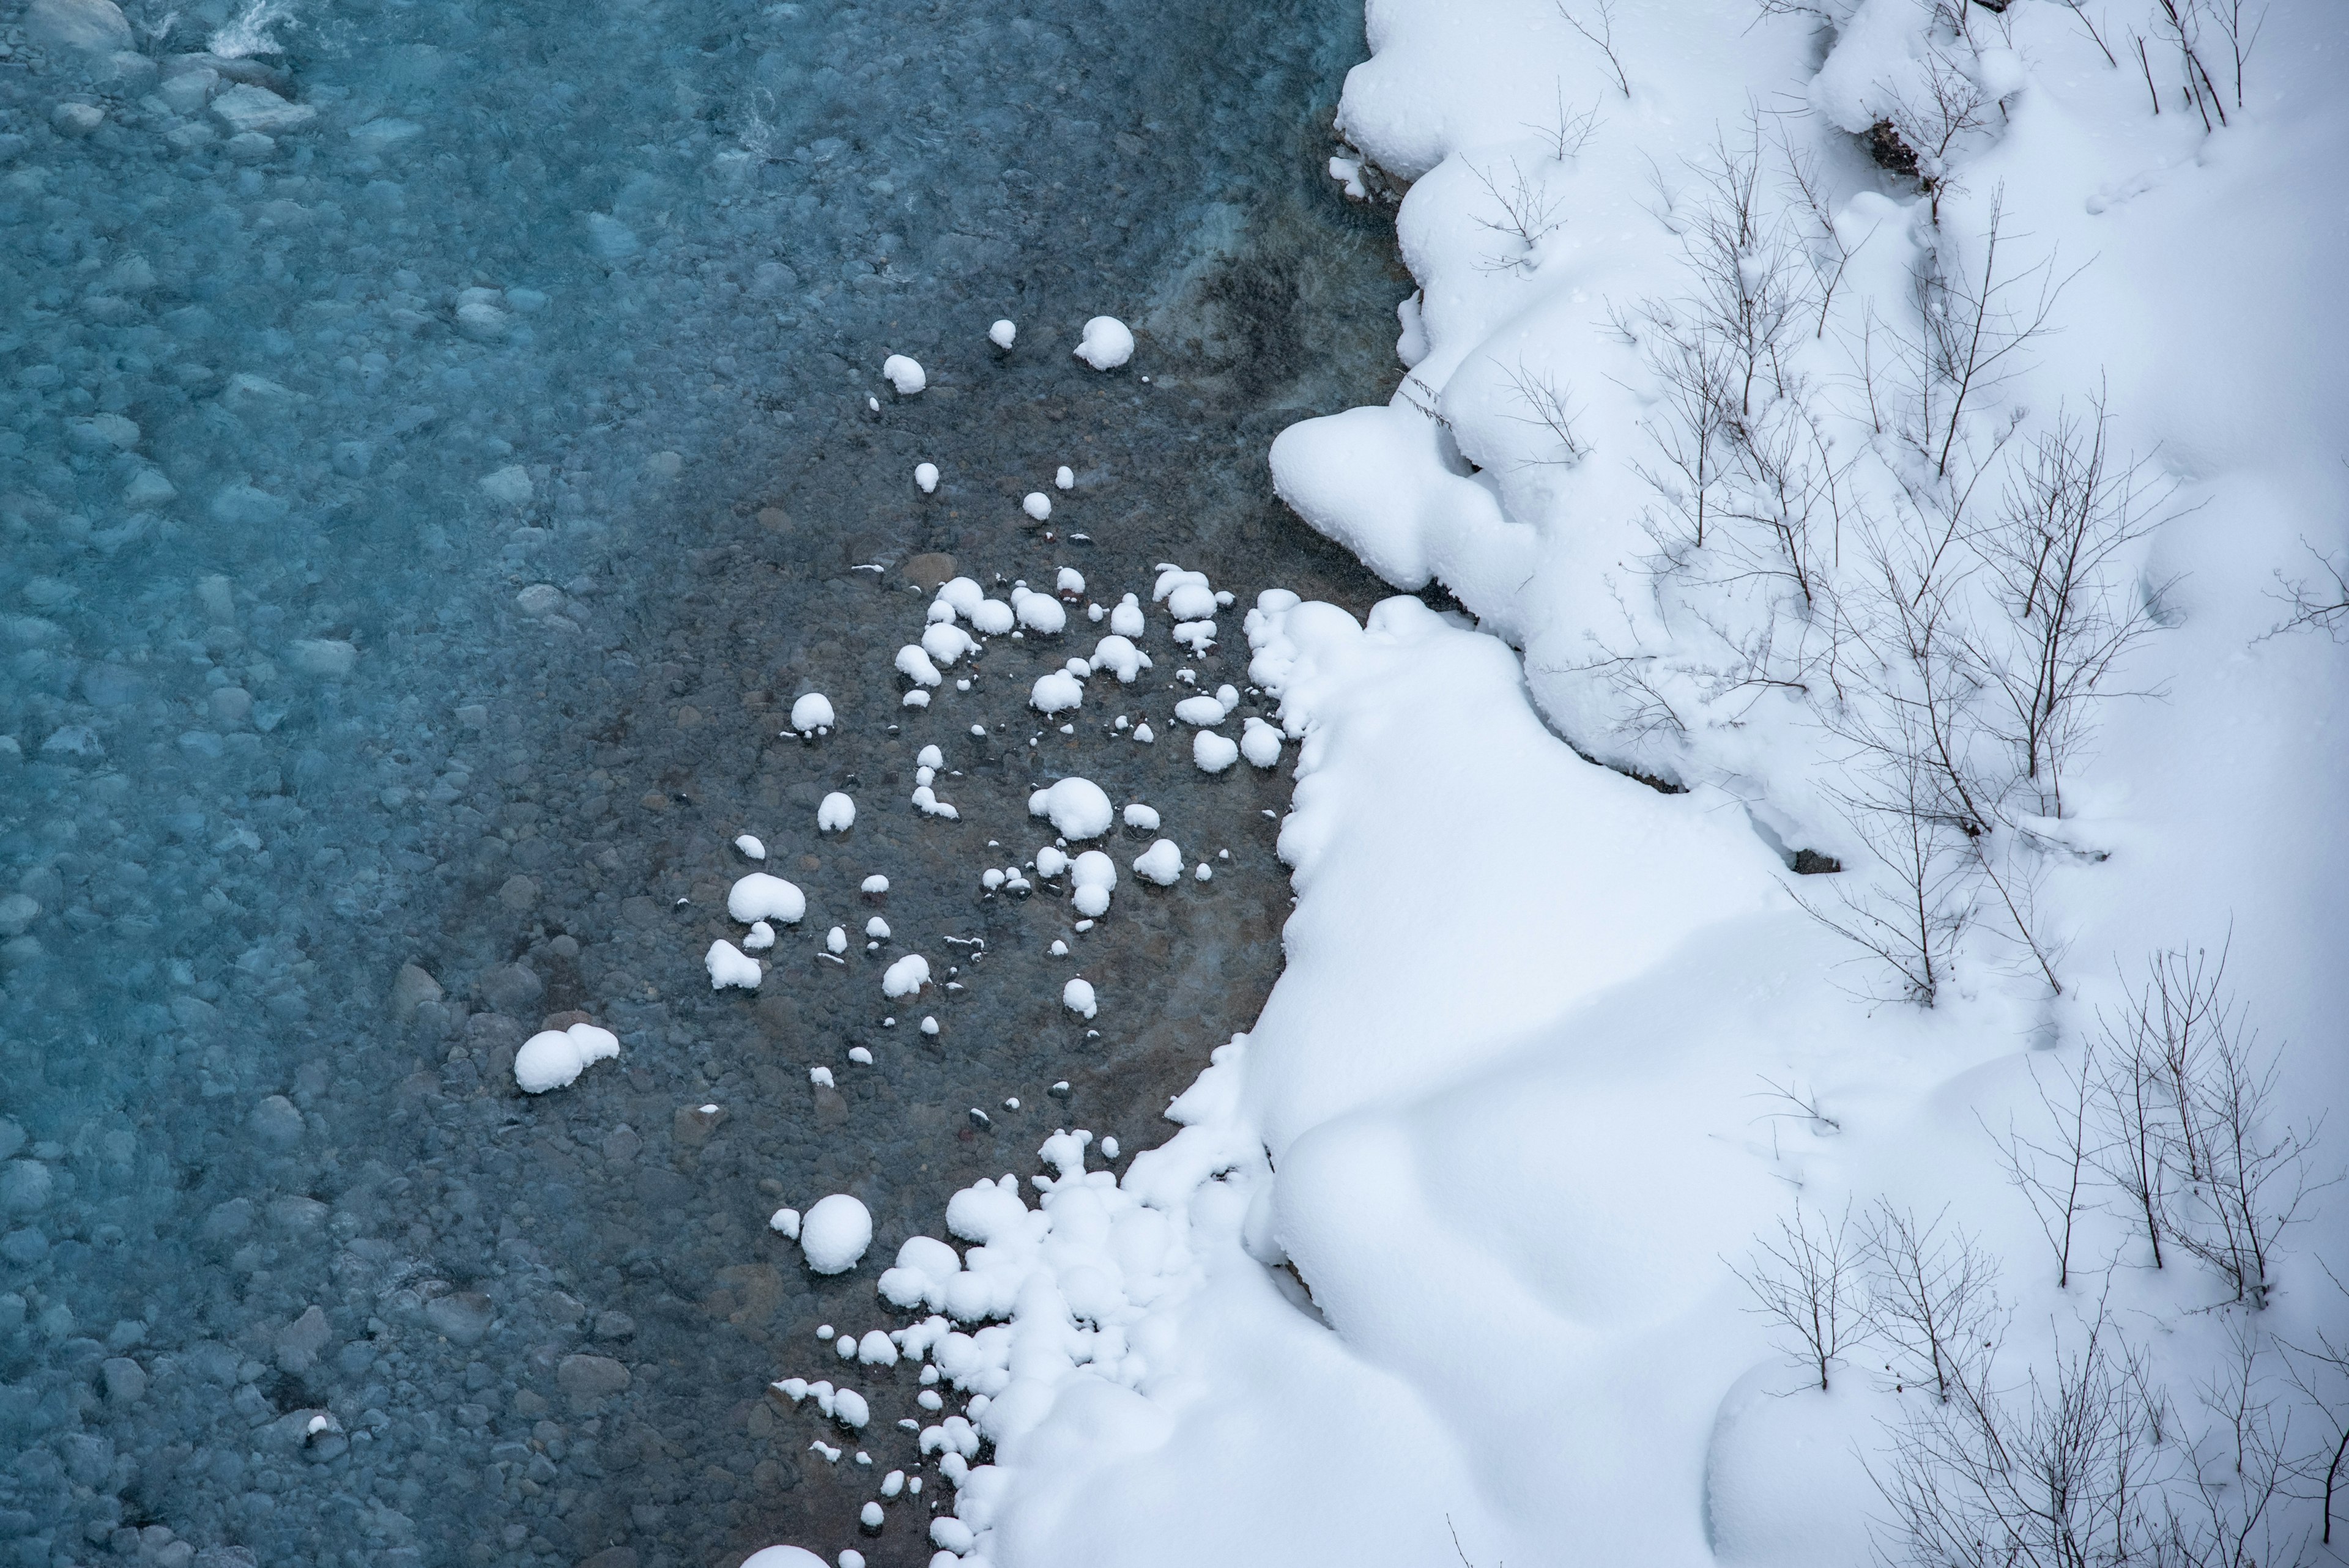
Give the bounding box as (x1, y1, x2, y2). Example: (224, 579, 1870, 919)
(1875, 1309, 2175, 1568)
(1985, 1043, 2100, 1290)
(1466, 158, 1567, 272)
(2093, 946, 2317, 1308)
(1863, 1202, 2005, 1402)
(1524, 84, 1602, 163)
(1790, 720, 1975, 1007)
(1959, 393, 2175, 816)
(1499, 363, 1590, 469)
(1727, 1200, 1869, 1391)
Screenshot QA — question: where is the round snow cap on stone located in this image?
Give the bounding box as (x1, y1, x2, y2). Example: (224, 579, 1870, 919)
(989, 319, 1017, 349)
(1027, 776, 1113, 839)
(1022, 492, 1052, 522)
(514, 1030, 585, 1093)
(791, 693, 834, 731)
(880, 354, 926, 394)
(818, 792, 856, 832)
(800, 1194, 874, 1274)
(1063, 978, 1098, 1018)
(1074, 316, 1135, 371)
(1194, 731, 1240, 773)
(1031, 670, 1084, 715)
(742, 1547, 828, 1568)
(914, 462, 939, 494)
(729, 873, 806, 925)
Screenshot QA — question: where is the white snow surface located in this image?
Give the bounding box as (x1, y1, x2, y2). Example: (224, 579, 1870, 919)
(989, 319, 1017, 349)
(817, 792, 856, 832)
(790, 693, 834, 732)
(880, 354, 926, 395)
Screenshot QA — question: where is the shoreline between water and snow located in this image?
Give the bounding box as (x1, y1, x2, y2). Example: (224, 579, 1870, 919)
(740, 1, 2349, 1565)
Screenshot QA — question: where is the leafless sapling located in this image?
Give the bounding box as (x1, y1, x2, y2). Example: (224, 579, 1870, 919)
(1863, 1200, 2005, 1402)
(1498, 363, 1591, 469)
(1791, 719, 1976, 1007)
(1728, 1200, 1869, 1391)
(1985, 1041, 2101, 1290)
(1524, 83, 1602, 163)
(1911, 192, 2068, 482)
(1961, 393, 2174, 818)
(2153, 953, 2314, 1312)
(1466, 158, 1567, 272)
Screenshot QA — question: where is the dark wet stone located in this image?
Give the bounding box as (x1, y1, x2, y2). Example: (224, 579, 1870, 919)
(478, 964, 546, 1015)
(424, 1292, 496, 1347)
(557, 1355, 633, 1408)
(247, 1096, 304, 1150)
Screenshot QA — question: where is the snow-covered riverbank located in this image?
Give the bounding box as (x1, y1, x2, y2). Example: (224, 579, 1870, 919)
(784, 0, 2349, 1562)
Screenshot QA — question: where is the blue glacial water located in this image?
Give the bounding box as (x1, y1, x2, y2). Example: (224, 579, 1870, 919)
(0, 0, 1403, 1562)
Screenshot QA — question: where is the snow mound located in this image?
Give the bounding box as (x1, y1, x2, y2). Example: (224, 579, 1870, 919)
(1022, 492, 1052, 522)
(734, 834, 766, 859)
(1028, 777, 1113, 839)
(988, 319, 1017, 349)
(1133, 839, 1183, 887)
(1192, 731, 1239, 773)
(513, 1023, 620, 1093)
(880, 354, 926, 395)
(818, 793, 856, 832)
(1089, 635, 1150, 682)
(740, 1547, 826, 1568)
(705, 940, 762, 991)
(800, 1194, 873, 1274)
(790, 693, 834, 732)
(1031, 671, 1085, 715)
(1061, 977, 1097, 1018)
(1013, 586, 1067, 635)
(922, 621, 978, 667)
(728, 873, 806, 924)
(896, 645, 942, 687)
(1071, 849, 1116, 918)
(881, 953, 931, 999)
(1073, 316, 1134, 371)
(915, 462, 939, 494)
(1241, 716, 1284, 768)
(1173, 694, 1228, 727)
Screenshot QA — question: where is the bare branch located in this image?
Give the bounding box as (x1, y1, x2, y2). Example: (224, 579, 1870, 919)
(1555, 0, 1631, 98)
